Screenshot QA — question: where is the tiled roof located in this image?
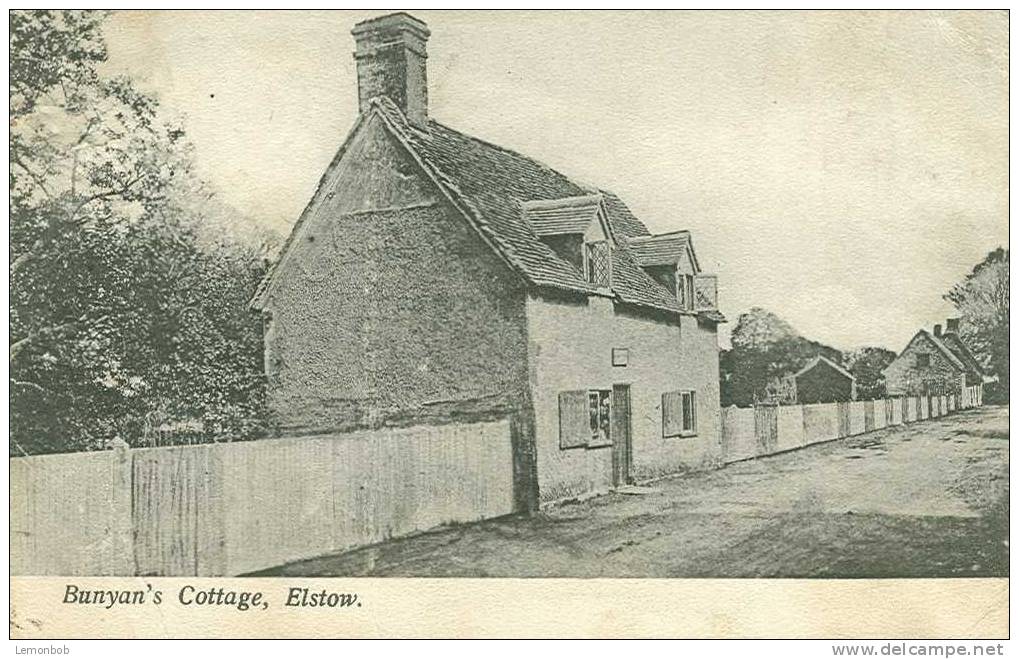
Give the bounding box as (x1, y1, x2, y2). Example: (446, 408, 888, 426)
(939, 333, 985, 375)
(610, 245, 683, 311)
(256, 98, 723, 321)
(523, 195, 603, 237)
(374, 99, 711, 316)
(600, 190, 652, 239)
(921, 331, 966, 370)
(627, 231, 696, 269)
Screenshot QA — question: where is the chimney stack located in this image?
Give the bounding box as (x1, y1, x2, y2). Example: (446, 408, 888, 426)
(351, 13, 430, 130)
(933, 324, 942, 337)
(945, 318, 960, 334)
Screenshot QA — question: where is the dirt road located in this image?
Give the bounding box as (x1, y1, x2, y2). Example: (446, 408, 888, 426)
(257, 406, 1009, 578)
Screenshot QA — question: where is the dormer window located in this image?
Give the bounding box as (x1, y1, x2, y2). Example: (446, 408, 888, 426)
(585, 240, 611, 287)
(629, 231, 717, 312)
(523, 194, 614, 288)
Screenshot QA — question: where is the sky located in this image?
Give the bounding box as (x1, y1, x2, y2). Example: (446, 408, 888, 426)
(102, 10, 1009, 352)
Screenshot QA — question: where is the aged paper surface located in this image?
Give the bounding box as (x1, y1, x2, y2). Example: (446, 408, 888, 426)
(9, 578, 1010, 639)
(9, 9, 1008, 639)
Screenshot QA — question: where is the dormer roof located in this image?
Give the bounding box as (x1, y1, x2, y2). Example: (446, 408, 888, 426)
(522, 194, 604, 236)
(627, 231, 700, 272)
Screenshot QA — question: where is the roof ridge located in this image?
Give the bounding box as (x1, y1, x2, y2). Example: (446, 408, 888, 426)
(629, 230, 692, 242)
(793, 354, 854, 380)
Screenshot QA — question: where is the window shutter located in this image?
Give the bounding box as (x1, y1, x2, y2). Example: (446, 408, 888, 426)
(662, 391, 683, 437)
(559, 390, 589, 449)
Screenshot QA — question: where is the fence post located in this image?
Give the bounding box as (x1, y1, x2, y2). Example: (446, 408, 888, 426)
(110, 438, 136, 575)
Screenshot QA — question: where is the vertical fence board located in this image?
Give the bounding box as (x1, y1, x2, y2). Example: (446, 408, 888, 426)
(836, 402, 851, 437)
(11, 450, 132, 575)
(776, 405, 805, 452)
(864, 401, 880, 433)
(881, 399, 890, 427)
(223, 437, 335, 576)
(132, 445, 225, 576)
(721, 407, 756, 463)
(849, 401, 867, 435)
(754, 405, 779, 456)
(803, 403, 839, 445)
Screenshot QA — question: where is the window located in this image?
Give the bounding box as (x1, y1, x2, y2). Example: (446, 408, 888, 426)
(693, 274, 718, 310)
(612, 348, 629, 367)
(677, 273, 693, 310)
(663, 390, 697, 437)
(559, 389, 611, 449)
(585, 241, 611, 287)
(917, 354, 931, 367)
(588, 390, 612, 447)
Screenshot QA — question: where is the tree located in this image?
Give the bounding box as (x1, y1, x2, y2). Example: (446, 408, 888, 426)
(845, 347, 896, 400)
(945, 248, 1009, 402)
(720, 307, 843, 407)
(10, 11, 268, 454)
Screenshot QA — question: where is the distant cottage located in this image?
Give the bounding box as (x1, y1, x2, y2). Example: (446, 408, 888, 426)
(883, 318, 992, 402)
(764, 355, 856, 405)
(251, 13, 725, 509)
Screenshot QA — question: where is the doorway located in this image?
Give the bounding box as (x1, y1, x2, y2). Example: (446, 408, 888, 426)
(611, 384, 632, 487)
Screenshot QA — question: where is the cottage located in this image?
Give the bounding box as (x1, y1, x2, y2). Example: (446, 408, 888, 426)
(250, 13, 725, 510)
(883, 318, 991, 402)
(768, 355, 856, 405)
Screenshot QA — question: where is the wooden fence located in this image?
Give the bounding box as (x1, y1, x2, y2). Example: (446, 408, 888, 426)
(10, 450, 133, 576)
(12, 389, 985, 576)
(722, 392, 981, 464)
(11, 419, 515, 576)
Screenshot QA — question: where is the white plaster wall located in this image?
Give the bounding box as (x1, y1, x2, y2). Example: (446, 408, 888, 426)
(525, 293, 722, 503)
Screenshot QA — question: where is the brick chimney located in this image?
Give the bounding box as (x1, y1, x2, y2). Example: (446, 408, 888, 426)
(351, 13, 430, 130)
(945, 318, 960, 334)
(933, 323, 942, 337)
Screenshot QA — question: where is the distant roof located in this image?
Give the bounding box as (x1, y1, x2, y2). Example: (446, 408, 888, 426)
(254, 97, 723, 322)
(922, 331, 967, 370)
(938, 332, 986, 376)
(793, 355, 855, 382)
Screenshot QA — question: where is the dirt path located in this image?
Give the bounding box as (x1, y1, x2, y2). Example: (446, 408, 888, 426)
(256, 406, 1009, 578)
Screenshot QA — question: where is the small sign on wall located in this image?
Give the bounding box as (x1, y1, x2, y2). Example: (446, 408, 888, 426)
(612, 348, 629, 367)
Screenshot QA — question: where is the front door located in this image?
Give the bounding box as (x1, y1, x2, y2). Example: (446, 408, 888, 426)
(611, 384, 632, 487)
